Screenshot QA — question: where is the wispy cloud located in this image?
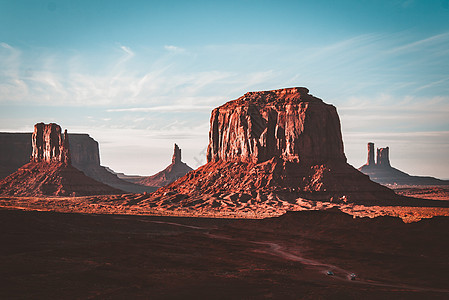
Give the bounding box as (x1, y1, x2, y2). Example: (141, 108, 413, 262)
(386, 31, 449, 54)
(0, 42, 14, 50)
(107, 105, 213, 112)
(120, 45, 134, 57)
(164, 45, 185, 53)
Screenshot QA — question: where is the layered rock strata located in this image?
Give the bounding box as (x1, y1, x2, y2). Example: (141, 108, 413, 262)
(137, 87, 398, 209)
(0, 123, 123, 196)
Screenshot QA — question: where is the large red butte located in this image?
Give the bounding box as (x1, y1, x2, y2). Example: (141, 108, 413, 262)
(141, 87, 397, 207)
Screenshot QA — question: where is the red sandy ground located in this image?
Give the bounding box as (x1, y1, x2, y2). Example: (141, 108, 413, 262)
(1, 192, 449, 222)
(391, 185, 449, 201)
(1, 185, 448, 298)
(0, 208, 448, 299)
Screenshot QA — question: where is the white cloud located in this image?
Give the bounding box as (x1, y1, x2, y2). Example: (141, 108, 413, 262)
(120, 45, 134, 57)
(386, 31, 449, 54)
(0, 42, 14, 50)
(107, 105, 213, 112)
(164, 45, 185, 53)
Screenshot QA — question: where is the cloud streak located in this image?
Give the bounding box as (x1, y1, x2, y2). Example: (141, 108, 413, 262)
(107, 105, 213, 112)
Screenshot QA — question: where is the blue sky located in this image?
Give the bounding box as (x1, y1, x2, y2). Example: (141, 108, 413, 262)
(1, 0, 449, 178)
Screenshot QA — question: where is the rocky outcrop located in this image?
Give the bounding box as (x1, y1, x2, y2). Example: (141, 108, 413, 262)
(0, 132, 155, 194)
(172, 144, 182, 164)
(359, 143, 449, 186)
(136, 87, 398, 210)
(69, 134, 100, 167)
(31, 123, 70, 164)
(0, 133, 32, 179)
(367, 142, 375, 166)
(0, 123, 124, 196)
(134, 144, 193, 188)
(376, 147, 390, 167)
(0, 161, 124, 196)
(207, 87, 346, 164)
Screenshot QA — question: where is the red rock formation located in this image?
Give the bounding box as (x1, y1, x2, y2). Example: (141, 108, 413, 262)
(367, 142, 375, 166)
(0, 132, 155, 193)
(376, 147, 390, 167)
(172, 143, 182, 164)
(135, 144, 193, 188)
(31, 123, 70, 164)
(359, 143, 449, 185)
(207, 87, 346, 164)
(0, 162, 123, 196)
(137, 87, 397, 209)
(0, 123, 123, 196)
(0, 133, 31, 179)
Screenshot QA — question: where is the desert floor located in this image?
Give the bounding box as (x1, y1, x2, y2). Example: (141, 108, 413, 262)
(1, 207, 448, 299)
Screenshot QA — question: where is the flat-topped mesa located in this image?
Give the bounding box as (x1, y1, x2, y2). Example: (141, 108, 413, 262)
(31, 123, 71, 164)
(207, 87, 346, 164)
(377, 147, 390, 167)
(172, 143, 182, 164)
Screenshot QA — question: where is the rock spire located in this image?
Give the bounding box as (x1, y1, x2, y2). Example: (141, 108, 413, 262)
(377, 147, 390, 167)
(172, 143, 182, 164)
(367, 142, 375, 166)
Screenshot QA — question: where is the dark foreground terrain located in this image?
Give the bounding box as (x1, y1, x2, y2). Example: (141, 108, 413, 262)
(1, 208, 448, 299)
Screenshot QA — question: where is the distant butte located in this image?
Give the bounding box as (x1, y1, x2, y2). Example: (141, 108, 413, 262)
(0, 130, 156, 194)
(136, 87, 398, 210)
(132, 143, 193, 188)
(359, 142, 449, 186)
(0, 123, 123, 196)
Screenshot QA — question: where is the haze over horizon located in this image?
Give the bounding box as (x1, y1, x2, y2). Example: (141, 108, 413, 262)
(1, 0, 449, 178)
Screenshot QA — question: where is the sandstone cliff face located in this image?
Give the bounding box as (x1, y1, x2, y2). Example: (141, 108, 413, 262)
(31, 123, 70, 164)
(0, 133, 31, 179)
(69, 134, 100, 167)
(207, 87, 346, 164)
(377, 147, 390, 167)
(367, 142, 375, 166)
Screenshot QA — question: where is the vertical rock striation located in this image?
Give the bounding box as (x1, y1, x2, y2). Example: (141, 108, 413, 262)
(172, 144, 182, 164)
(207, 87, 346, 164)
(376, 147, 390, 167)
(367, 142, 375, 166)
(31, 123, 70, 164)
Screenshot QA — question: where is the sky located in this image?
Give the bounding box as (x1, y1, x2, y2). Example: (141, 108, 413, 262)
(1, 0, 449, 178)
